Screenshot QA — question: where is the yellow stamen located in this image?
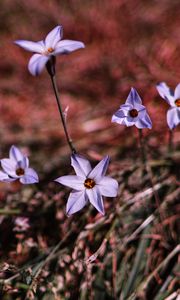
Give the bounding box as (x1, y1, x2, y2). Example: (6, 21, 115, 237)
(47, 47, 54, 53)
(175, 99, 180, 107)
(84, 178, 96, 189)
(44, 47, 54, 55)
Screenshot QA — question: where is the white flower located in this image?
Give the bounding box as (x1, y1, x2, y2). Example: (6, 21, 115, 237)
(112, 88, 152, 129)
(156, 82, 180, 129)
(13, 217, 30, 232)
(0, 145, 39, 184)
(15, 25, 85, 76)
(55, 154, 118, 216)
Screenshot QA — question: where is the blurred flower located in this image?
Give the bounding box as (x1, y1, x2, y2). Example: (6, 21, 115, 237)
(112, 87, 152, 129)
(13, 217, 30, 232)
(0, 145, 39, 184)
(55, 154, 118, 215)
(156, 82, 180, 129)
(25, 238, 37, 248)
(15, 25, 85, 76)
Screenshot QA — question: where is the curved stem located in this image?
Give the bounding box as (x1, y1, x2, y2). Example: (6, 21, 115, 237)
(50, 74, 77, 154)
(138, 129, 146, 165)
(46, 58, 76, 154)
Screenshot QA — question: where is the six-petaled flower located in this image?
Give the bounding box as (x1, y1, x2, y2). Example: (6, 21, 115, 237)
(13, 217, 30, 232)
(55, 154, 118, 216)
(111, 87, 152, 129)
(15, 25, 85, 76)
(156, 82, 180, 130)
(0, 145, 39, 184)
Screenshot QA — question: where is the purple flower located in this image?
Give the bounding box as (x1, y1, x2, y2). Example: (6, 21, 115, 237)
(55, 154, 118, 216)
(112, 88, 152, 129)
(15, 25, 85, 76)
(156, 82, 180, 130)
(13, 217, 30, 232)
(0, 145, 39, 184)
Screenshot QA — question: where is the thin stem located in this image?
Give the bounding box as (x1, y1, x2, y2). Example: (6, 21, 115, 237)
(0, 209, 21, 215)
(50, 75, 76, 154)
(138, 129, 146, 165)
(46, 57, 76, 154)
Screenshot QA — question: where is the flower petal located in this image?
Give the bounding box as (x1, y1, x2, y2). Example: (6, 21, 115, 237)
(167, 108, 180, 129)
(120, 104, 133, 111)
(123, 119, 135, 127)
(112, 109, 127, 120)
(71, 154, 92, 177)
(16, 157, 29, 170)
(9, 145, 25, 163)
(156, 82, 174, 106)
(20, 168, 39, 184)
(45, 25, 63, 49)
(112, 112, 128, 125)
(0, 171, 16, 182)
(14, 40, 44, 53)
(88, 156, 110, 182)
(126, 88, 142, 106)
(55, 175, 84, 190)
(126, 115, 139, 123)
(28, 54, 49, 76)
(138, 107, 147, 117)
(98, 177, 118, 197)
(122, 119, 131, 125)
(144, 113, 153, 128)
(54, 40, 85, 55)
(135, 113, 152, 129)
(1, 159, 17, 177)
(86, 187, 105, 215)
(66, 190, 88, 215)
(174, 83, 180, 100)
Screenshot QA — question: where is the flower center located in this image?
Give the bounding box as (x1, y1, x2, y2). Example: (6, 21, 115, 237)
(47, 47, 54, 53)
(44, 47, 54, 55)
(175, 99, 180, 107)
(84, 178, 96, 189)
(16, 168, 25, 176)
(129, 109, 138, 118)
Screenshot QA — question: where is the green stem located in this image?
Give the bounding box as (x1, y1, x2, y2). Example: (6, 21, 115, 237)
(0, 209, 21, 215)
(138, 129, 146, 165)
(46, 57, 77, 154)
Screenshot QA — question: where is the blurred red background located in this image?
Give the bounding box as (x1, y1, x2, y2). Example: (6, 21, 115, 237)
(0, 0, 179, 164)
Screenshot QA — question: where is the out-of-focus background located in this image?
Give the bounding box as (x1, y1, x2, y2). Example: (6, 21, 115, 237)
(0, 1, 179, 299)
(0, 0, 179, 160)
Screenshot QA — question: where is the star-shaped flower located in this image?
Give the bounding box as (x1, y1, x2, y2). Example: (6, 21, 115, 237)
(15, 25, 85, 76)
(55, 154, 118, 216)
(13, 217, 30, 232)
(156, 82, 180, 129)
(0, 145, 39, 184)
(112, 87, 152, 129)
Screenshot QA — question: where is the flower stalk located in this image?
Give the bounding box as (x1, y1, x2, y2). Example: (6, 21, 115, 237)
(46, 58, 76, 154)
(14, 25, 85, 153)
(138, 129, 146, 166)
